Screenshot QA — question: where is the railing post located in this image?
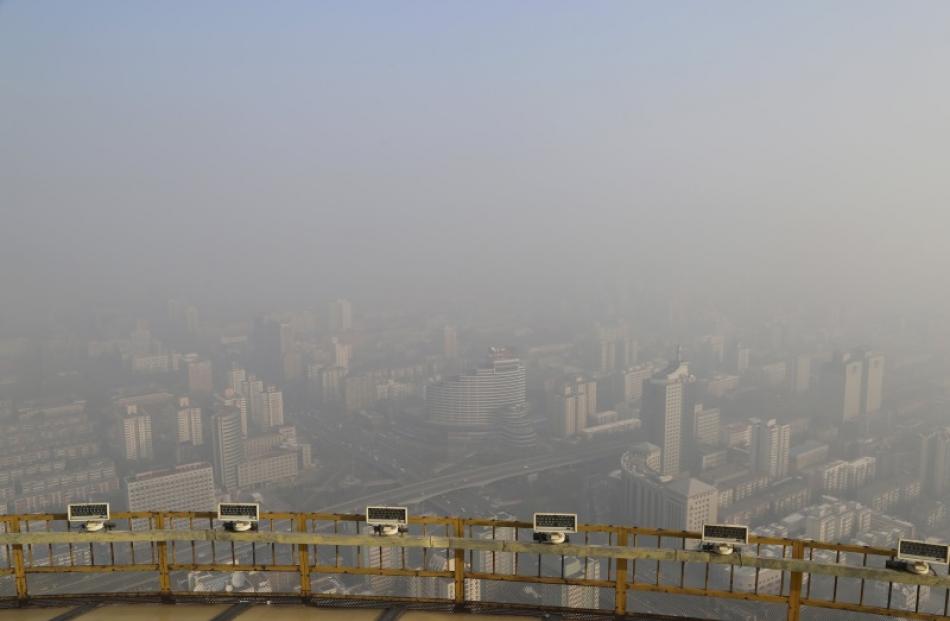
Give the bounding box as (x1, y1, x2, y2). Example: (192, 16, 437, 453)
(787, 540, 805, 621)
(155, 513, 172, 601)
(453, 517, 466, 609)
(8, 517, 28, 605)
(297, 514, 311, 601)
(614, 528, 628, 616)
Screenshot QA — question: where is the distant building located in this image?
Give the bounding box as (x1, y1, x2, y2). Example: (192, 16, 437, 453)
(327, 298, 352, 333)
(236, 450, 298, 488)
(176, 397, 203, 445)
(621, 454, 717, 531)
(641, 360, 691, 477)
(427, 348, 526, 441)
(186, 357, 213, 397)
(261, 386, 284, 427)
(690, 404, 720, 447)
(861, 350, 885, 415)
(553, 376, 597, 437)
(122, 406, 153, 461)
(750, 418, 791, 480)
(443, 325, 459, 359)
(126, 462, 215, 512)
(211, 408, 244, 490)
(920, 428, 950, 496)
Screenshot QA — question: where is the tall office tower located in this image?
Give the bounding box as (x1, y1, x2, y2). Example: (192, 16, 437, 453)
(427, 347, 526, 442)
(750, 418, 791, 479)
(920, 428, 950, 496)
(695, 335, 726, 376)
(211, 408, 245, 490)
(187, 357, 213, 397)
(184, 305, 200, 335)
(861, 350, 885, 415)
(344, 375, 377, 413)
(327, 298, 352, 333)
(597, 323, 637, 373)
(734, 345, 751, 375)
(621, 457, 718, 531)
(241, 376, 266, 430)
(500, 405, 537, 449)
(622, 365, 653, 402)
(793, 353, 812, 393)
(122, 406, 153, 461)
(443, 325, 459, 359)
(823, 353, 864, 423)
(690, 404, 720, 447)
(261, 386, 284, 428)
(641, 360, 690, 477)
(332, 337, 352, 370)
(126, 462, 215, 512)
(321, 366, 348, 404)
(552, 377, 597, 437)
(130, 320, 152, 356)
(218, 389, 248, 437)
(229, 366, 247, 394)
(176, 397, 203, 445)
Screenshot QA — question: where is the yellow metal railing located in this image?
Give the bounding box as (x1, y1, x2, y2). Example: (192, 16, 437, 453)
(0, 512, 947, 620)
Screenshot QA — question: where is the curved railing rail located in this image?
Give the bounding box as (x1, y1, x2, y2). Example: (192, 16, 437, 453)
(0, 511, 947, 620)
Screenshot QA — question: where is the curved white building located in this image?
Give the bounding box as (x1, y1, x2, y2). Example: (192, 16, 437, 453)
(427, 349, 526, 440)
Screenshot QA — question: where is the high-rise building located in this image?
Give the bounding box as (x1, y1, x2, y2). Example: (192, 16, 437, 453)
(217, 389, 248, 437)
(443, 325, 459, 359)
(427, 348, 526, 441)
(186, 357, 213, 397)
(622, 365, 653, 402)
(861, 350, 885, 415)
(750, 418, 791, 480)
(690, 404, 720, 447)
(920, 428, 950, 496)
(240, 376, 266, 430)
(597, 323, 637, 373)
(621, 456, 718, 531)
(261, 386, 284, 428)
(211, 408, 244, 490)
(126, 462, 215, 512)
(122, 406, 153, 461)
(641, 361, 691, 477)
(344, 375, 377, 413)
(327, 298, 352, 333)
(552, 377, 597, 437)
(333, 338, 352, 370)
(321, 366, 348, 404)
(176, 397, 203, 445)
(228, 366, 247, 394)
(793, 354, 812, 393)
(823, 353, 864, 423)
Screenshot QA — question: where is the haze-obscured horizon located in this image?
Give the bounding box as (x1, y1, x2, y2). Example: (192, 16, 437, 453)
(2, 1, 949, 322)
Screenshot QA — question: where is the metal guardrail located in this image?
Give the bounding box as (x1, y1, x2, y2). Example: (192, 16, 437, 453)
(0, 512, 948, 620)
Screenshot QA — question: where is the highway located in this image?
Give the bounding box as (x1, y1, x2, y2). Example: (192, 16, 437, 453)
(320, 438, 631, 512)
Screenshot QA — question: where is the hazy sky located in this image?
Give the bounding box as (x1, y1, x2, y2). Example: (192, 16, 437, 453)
(2, 1, 949, 314)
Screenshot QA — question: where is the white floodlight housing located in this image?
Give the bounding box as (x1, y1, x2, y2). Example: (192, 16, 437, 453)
(702, 524, 749, 556)
(893, 539, 950, 575)
(217, 503, 260, 532)
(366, 506, 408, 536)
(533, 513, 576, 544)
(67, 503, 111, 532)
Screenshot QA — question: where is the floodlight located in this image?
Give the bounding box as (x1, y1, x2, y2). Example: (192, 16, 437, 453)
(532, 513, 576, 545)
(67, 503, 111, 533)
(366, 506, 408, 536)
(701, 523, 749, 556)
(217, 502, 260, 532)
(888, 538, 950, 575)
